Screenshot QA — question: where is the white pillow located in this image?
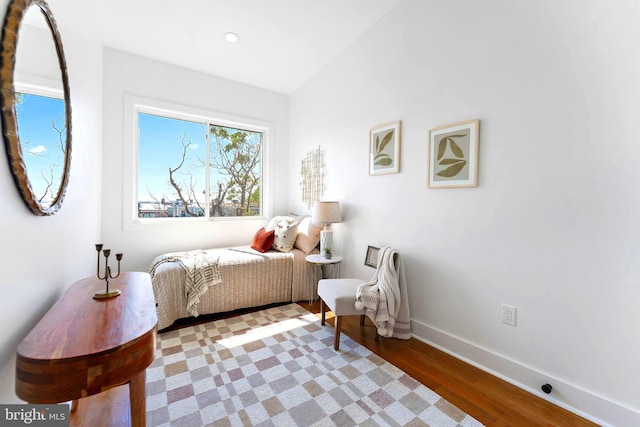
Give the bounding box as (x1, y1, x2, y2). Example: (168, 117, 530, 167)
(294, 216, 323, 254)
(265, 216, 298, 252)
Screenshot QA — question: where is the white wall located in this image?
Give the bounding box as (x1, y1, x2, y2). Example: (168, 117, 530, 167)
(0, 0, 103, 402)
(289, 0, 640, 425)
(102, 48, 290, 271)
(15, 20, 60, 86)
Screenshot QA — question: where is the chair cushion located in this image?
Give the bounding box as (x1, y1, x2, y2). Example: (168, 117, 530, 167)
(317, 278, 367, 316)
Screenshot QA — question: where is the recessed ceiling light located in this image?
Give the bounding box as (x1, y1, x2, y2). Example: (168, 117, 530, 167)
(224, 32, 240, 43)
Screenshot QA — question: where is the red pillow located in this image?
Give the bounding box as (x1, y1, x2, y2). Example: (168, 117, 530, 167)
(251, 228, 275, 253)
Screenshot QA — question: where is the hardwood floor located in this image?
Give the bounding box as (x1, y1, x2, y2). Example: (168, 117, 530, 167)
(298, 300, 598, 427)
(72, 301, 599, 426)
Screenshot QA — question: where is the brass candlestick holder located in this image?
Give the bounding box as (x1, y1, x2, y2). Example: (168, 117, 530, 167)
(94, 243, 123, 299)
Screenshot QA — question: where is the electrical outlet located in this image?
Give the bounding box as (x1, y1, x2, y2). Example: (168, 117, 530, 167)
(502, 304, 517, 326)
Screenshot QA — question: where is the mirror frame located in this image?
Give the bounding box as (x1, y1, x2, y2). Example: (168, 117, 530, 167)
(0, 0, 71, 215)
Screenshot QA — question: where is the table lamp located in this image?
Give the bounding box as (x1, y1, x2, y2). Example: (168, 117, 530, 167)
(312, 201, 342, 257)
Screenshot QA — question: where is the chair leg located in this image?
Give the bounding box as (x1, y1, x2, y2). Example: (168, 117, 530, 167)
(359, 315, 365, 326)
(320, 300, 326, 326)
(334, 316, 342, 350)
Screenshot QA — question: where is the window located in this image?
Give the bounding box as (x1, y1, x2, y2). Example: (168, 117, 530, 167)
(130, 98, 269, 223)
(14, 88, 66, 207)
(208, 124, 263, 217)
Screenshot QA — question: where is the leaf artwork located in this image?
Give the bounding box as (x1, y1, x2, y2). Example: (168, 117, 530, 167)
(373, 130, 394, 167)
(436, 159, 466, 177)
(450, 140, 463, 158)
(437, 139, 446, 160)
(439, 158, 462, 165)
(376, 157, 393, 166)
(378, 131, 393, 153)
(435, 132, 468, 178)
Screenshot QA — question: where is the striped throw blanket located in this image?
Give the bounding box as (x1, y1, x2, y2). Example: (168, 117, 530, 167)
(149, 250, 221, 317)
(354, 247, 411, 339)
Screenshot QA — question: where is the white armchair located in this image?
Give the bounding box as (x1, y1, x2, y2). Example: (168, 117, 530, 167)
(317, 247, 399, 350)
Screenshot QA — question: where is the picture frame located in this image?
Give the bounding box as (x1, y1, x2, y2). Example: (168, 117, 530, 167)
(364, 245, 380, 268)
(369, 121, 401, 175)
(427, 119, 479, 188)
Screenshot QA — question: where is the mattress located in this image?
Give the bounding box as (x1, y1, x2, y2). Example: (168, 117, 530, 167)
(151, 245, 319, 329)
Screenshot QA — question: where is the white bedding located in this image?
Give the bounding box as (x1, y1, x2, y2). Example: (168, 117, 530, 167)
(150, 245, 319, 329)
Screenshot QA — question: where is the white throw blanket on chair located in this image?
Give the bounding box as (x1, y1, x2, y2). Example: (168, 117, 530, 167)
(354, 247, 411, 339)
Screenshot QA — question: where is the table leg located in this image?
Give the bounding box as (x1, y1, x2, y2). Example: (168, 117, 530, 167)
(129, 370, 146, 427)
(309, 264, 321, 305)
(71, 399, 79, 412)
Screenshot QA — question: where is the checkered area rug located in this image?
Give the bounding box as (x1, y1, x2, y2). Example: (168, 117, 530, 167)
(146, 303, 484, 426)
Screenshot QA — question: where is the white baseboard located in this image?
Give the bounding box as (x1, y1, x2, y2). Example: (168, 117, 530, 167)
(410, 319, 640, 427)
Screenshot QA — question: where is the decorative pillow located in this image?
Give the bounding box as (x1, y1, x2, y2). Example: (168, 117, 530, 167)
(265, 216, 298, 252)
(251, 228, 275, 253)
(294, 215, 324, 254)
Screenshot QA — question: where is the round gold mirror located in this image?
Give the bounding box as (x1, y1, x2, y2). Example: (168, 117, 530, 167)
(0, 0, 71, 215)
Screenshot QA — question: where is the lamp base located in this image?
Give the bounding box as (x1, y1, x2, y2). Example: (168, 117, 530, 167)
(320, 226, 333, 257)
(93, 289, 121, 299)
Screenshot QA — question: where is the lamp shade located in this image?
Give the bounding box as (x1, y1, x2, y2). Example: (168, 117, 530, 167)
(312, 201, 342, 224)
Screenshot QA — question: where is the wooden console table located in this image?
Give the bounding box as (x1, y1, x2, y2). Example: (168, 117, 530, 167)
(15, 272, 158, 427)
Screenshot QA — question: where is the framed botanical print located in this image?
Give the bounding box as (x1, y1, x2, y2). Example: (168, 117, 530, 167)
(369, 121, 401, 175)
(428, 119, 479, 188)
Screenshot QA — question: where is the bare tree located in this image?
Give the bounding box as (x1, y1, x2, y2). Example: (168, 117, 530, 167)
(156, 124, 261, 217)
(51, 113, 66, 154)
(210, 181, 229, 217)
(26, 111, 66, 203)
(168, 132, 204, 217)
(37, 165, 55, 203)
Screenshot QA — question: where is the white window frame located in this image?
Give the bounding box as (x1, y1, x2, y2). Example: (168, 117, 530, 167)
(123, 94, 273, 231)
(15, 72, 64, 99)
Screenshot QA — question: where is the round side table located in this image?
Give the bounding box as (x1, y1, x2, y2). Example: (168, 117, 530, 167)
(305, 254, 343, 303)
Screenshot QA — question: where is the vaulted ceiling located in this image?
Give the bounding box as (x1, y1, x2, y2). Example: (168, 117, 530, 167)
(96, 0, 402, 94)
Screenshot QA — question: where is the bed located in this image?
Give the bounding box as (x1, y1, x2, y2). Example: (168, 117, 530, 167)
(150, 216, 323, 330)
